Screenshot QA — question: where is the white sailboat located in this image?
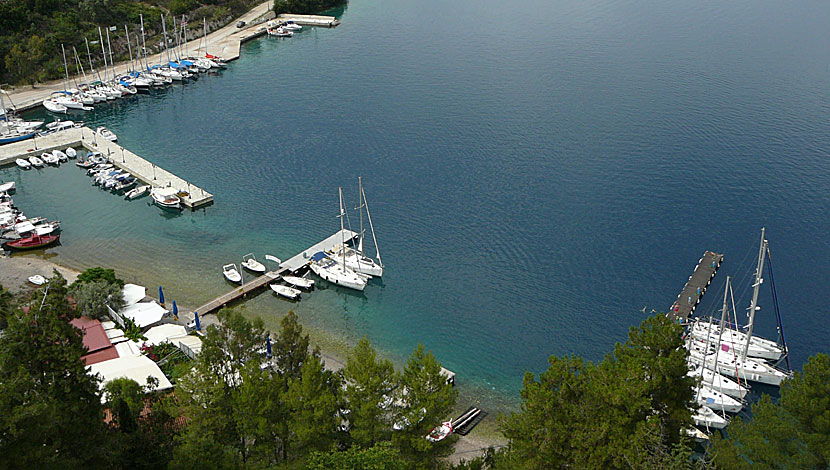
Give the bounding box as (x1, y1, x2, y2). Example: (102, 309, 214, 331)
(687, 364, 748, 399)
(329, 177, 384, 276)
(688, 319, 784, 361)
(695, 384, 744, 414)
(692, 405, 728, 431)
(309, 188, 368, 291)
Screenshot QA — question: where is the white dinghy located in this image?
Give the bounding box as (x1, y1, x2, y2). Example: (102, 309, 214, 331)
(282, 275, 314, 290)
(241, 253, 267, 274)
(270, 283, 301, 300)
(222, 263, 243, 284)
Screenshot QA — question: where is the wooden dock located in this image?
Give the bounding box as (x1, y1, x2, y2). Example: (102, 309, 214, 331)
(667, 251, 724, 322)
(0, 126, 213, 209)
(194, 229, 359, 315)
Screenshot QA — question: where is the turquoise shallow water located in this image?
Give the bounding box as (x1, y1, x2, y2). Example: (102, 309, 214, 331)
(7, 0, 830, 411)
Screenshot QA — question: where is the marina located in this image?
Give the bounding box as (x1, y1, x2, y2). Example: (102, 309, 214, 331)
(0, 126, 213, 209)
(193, 229, 359, 315)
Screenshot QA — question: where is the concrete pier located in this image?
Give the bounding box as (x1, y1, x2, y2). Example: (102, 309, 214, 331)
(0, 126, 213, 209)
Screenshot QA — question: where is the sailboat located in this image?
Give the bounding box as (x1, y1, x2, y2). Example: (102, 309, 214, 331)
(309, 188, 368, 291)
(329, 177, 384, 276)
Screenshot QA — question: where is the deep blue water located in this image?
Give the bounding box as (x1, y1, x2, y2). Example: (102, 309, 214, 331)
(7, 0, 830, 409)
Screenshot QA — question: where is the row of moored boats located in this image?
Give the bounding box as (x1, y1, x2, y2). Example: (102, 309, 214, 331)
(266, 20, 303, 38)
(0, 182, 62, 251)
(684, 229, 792, 436)
(221, 253, 314, 300)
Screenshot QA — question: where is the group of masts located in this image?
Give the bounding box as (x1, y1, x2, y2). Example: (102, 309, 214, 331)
(42, 16, 227, 115)
(685, 228, 793, 434)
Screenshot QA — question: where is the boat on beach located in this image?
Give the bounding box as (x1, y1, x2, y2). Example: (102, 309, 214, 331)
(3, 233, 60, 250)
(27, 275, 47, 285)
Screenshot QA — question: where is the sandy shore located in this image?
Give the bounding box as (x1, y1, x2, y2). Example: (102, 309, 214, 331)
(0, 254, 79, 292)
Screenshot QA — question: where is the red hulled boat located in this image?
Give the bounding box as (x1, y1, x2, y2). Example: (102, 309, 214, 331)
(3, 233, 60, 250)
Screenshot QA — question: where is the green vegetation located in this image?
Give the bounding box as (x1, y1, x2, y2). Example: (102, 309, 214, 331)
(75, 266, 125, 287)
(1, 271, 828, 469)
(71, 279, 125, 319)
(0, 0, 261, 86)
(273, 0, 346, 16)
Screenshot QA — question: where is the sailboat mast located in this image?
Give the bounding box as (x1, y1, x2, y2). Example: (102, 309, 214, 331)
(85, 38, 100, 83)
(358, 176, 365, 251)
(339, 187, 347, 270)
(203, 18, 209, 56)
(106, 28, 115, 80)
(98, 27, 107, 81)
(140, 14, 149, 70)
(709, 276, 731, 385)
(742, 228, 767, 362)
(73, 47, 88, 85)
(60, 44, 70, 91)
(362, 184, 383, 267)
(125, 25, 134, 73)
(161, 14, 171, 64)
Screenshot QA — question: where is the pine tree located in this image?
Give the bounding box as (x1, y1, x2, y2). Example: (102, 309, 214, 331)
(344, 337, 398, 448)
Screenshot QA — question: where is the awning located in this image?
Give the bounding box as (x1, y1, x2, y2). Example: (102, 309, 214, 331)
(119, 301, 168, 329)
(122, 284, 146, 307)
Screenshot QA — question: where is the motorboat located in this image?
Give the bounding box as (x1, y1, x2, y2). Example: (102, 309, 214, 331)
(42, 98, 68, 114)
(0, 182, 15, 193)
(3, 233, 60, 250)
(282, 275, 315, 290)
(45, 120, 78, 132)
(270, 283, 301, 300)
(695, 384, 744, 414)
(150, 187, 182, 211)
(241, 253, 267, 273)
(66, 147, 77, 158)
(692, 406, 728, 431)
(113, 177, 137, 193)
(426, 421, 453, 443)
(41, 153, 59, 166)
(15, 158, 31, 169)
(283, 20, 302, 31)
(96, 126, 117, 142)
(125, 185, 150, 200)
(28, 156, 44, 168)
(27, 275, 47, 285)
(309, 251, 367, 291)
(53, 149, 68, 162)
(268, 27, 293, 37)
(223, 263, 243, 284)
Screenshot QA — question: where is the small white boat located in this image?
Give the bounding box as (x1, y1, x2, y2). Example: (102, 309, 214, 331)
(241, 253, 267, 273)
(282, 275, 315, 289)
(692, 406, 728, 431)
(96, 126, 117, 142)
(283, 20, 302, 31)
(28, 156, 44, 168)
(42, 99, 68, 114)
(125, 185, 150, 200)
(223, 263, 243, 284)
(0, 182, 15, 193)
(425, 421, 453, 442)
(268, 27, 293, 37)
(15, 158, 31, 169)
(27, 275, 47, 286)
(52, 149, 68, 162)
(150, 187, 182, 211)
(41, 152, 59, 166)
(696, 384, 744, 414)
(66, 147, 77, 159)
(270, 283, 301, 300)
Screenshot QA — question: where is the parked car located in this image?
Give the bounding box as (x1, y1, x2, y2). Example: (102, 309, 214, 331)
(236, 20, 246, 28)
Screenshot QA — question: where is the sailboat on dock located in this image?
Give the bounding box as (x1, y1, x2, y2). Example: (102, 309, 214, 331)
(329, 177, 384, 277)
(309, 188, 368, 291)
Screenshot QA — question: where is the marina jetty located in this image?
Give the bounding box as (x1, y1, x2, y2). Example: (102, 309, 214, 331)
(667, 250, 723, 322)
(194, 229, 358, 315)
(0, 127, 213, 209)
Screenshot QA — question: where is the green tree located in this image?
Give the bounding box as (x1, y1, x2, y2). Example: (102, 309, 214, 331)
(286, 353, 343, 455)
(273, 310, 312, 380)
(71, 279, 125, 320)
(712, 353, 830, 469)
(171, 308, 269, 470)
(0, 282, 13, 329)
(498, 314, 695, 469)
(0, 272, 108, 467)
(75, 266, 125, 287)
(306, 442, 407, 470)
(343, 337, 399, 448)
(393, 343, 458, 466)
(4, 34, 45, 85)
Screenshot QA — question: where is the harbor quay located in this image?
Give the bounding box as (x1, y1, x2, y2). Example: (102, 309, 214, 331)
(0, 126, 213, 209)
